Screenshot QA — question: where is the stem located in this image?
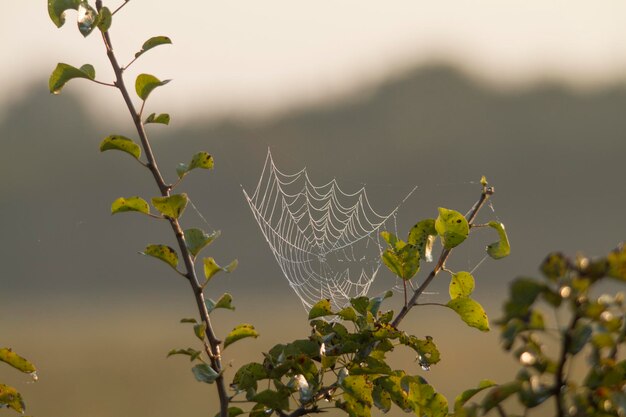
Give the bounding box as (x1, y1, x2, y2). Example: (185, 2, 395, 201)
(391, 185, 494, 328)
(554, 311, 580, 417)
(95, 7, 230, 416)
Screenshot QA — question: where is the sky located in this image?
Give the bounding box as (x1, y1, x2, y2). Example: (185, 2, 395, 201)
(2, 1, 626, 122)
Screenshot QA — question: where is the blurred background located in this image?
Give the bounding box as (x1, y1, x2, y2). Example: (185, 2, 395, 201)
(1, 1, 625, 416)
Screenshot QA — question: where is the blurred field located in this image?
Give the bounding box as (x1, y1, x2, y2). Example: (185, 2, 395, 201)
(3, 294, 520, 417)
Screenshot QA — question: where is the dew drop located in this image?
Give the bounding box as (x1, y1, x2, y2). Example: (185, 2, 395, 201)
(560, 286, 572, 298)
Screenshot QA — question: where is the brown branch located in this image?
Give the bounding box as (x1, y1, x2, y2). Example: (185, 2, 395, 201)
(95, 5, 230, 416)
(391, 185, 494, 328)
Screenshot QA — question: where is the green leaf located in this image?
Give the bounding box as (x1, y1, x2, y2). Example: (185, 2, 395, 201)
(308, 299, 334, 319)
(377, 375, 411, 411)
(340, 392, 373, 417)
(151, 194, 188, 219)
(135, 36, 173, 59)
(0, 384, 25, 413)
(166, 348, 202, 361)
(252, 389, 289, 411)
(428, 393, 449, 417)
(382, 244, 420, 281)
(368, 290, 393, 316)
(141, 244, 178, 269)
(99, 135, 141, 160)
(205, 293, 235, 313)
(454, 380, 497, 411)
(48, 0, 80, 28)
(407, 218, 437, 261)
(191, 363, 219, 384)
(111, 196, 150, 215)
(97, 6, 112, 32)
(233, 362, 267, 391)
(540, 252, 569, 280)
(180, 318, 197, 323)
(193, 323, 206, 340)
(607, 244, 626, 281)
(486, 221, 511, 259)
(184, 228, 220, 258)
(449, 271, 475, 299)
(0, 348, 36, 374)
(135, 73, 171, 101)
(213, 408, 244, 417)
(49, 63, 95, 94)
(372, 384, 392, 413)
(351, 296, 370, 316)
(202, 257, 237, 282)
(569, 323, 592, 354)
(481, 381, 522, 413)
(145, 113, 171, 125)
(77, 1, 98, 37)
(435, 207, 469, 249)
(224, 324, 259, 349)
(337, 306, 358, 322)
(176, 152, 215, 179)
(446, 297, 490, 331)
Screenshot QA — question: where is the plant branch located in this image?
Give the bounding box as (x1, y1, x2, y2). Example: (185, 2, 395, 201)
(95, 8, 230, 416)
(391, 185, 494, 328)
(553, 309, 580, 417)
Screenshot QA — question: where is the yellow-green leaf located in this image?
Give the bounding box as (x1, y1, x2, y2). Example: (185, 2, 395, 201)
(145, 113, 170, 125)
(213, 407, 244, 417)
(449, 271, 475, 299)
(142, 244, 178, 269)
(111, 196, 150, 215)
(151, 194, 188, 219)
(308, 299, 334, 319)
(135, 73, 171, 101)
(224, 324, 259, 349)
(206, 293, 235, 313)
(407, 219, 437, 261)
(341, 375, 373, 406)
(607, 245, 626, 281)
(193, 323, 206, 340)
(0, 348, 35, 374)
(135, 36, 173, 59)
(486, 221, 511, 259)
(49, 63, 95, 94)
(177, 152, 215, 179)
(0, 384, 24, 413)
(454, 379, 497, 411)
(446, 297, 489, 331)
(99, 135, 141, 160)
(435, 207, 469, 249)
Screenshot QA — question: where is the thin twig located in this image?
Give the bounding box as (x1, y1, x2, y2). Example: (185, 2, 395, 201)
(391, 185, 494, 328)
(94, 3, 231, 416)
(111, 0, 130, 16)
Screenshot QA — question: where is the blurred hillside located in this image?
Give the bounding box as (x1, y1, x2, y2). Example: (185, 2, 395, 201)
(1, 64, 625, 417)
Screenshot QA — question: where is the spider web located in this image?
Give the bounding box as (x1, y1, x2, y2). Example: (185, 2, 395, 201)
(243, 150, 414, 311)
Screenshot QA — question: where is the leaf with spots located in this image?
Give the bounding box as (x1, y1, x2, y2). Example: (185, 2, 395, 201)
(224, 324, 259, 349)
(407, 218, 437, 261)
(341, 375, 373, 406)
(309, 299, 334, 319)
(0, 348, 35, 374)
(97, 6, 112, 32)
(111, 196, 150, 216)
(141, 244, 178, 269)
(99, 135, 141, 160)
(0, 384, 25, 413)
(486, 221, 511, 259)
(77, 1, 98, 37)
(446, 297, 490, 332)
(176, 152, 214, 179)
(49, 63, 96, 94)
(435, 207, 469, 249)
(449, 271, 475, 299)
(151, 194, 188, 219)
